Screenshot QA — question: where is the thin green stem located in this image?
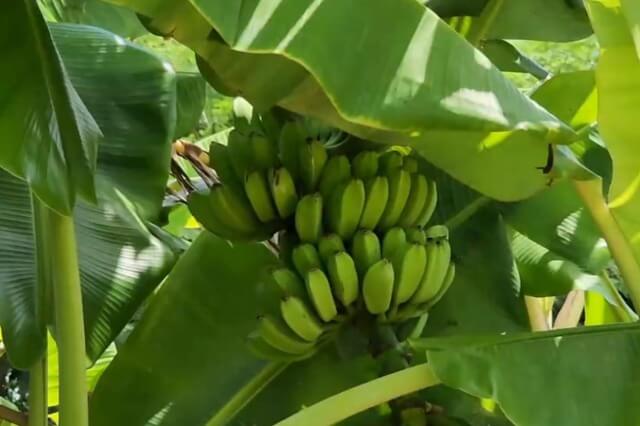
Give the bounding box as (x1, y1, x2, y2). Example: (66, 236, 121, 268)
(573, 179, 640, 310)
(274, 363, 441, 426)
(599, 272, 636, 323)
(466, 0, 505, 46)
(444, 196, 491, 231)
(206, 362, 288, 426)
(28, 355, 48, 426)
(46, 208, 88, 426)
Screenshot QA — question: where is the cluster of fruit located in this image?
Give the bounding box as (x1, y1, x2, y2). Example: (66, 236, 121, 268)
(188, 103, 455, 361)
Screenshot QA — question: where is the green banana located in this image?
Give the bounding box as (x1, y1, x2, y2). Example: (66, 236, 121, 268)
(352, 151, 379, 180)
(392, 243, 427, 305)
(208, 185, 261, 235)
(379, 151, 404, 174)
(246, 331, 313, 362)
(424, 262, 456, 309)
(299, 139, 328, 192)
(362, 259, 395, 314)
(359, 176, 389, 230)
(269, 167, 299, 219)
(295, 193, 323, 243)
(397, 174, 428, 227)
(318, 155, 352, 198)
(268, 266, 307, 299)
(250, 133, 279, 170)
(328, 179, 366, 240)
(318, 233, 346, 265)
(305, 268, 338, 322)
(292, 243, 322, 276)
(406, 227, 426, 245)
(351, 230, 382, 277)
(411, 238, 451, 304)
(257, 314, 316, 355)
(227, 129, 254, 178)
(244, 170, 277, 222)
(382, 227, 407, 259)
(402, 157, 419, 173)
(378, 169, 412, 230)
(326, 251, 359, 307)
(416, 180, 438, 227)
(425, 224, 449, 240)
(208, 142, 242, 191)
(188, 190, 252, 240)
(281, 296, 325, 342)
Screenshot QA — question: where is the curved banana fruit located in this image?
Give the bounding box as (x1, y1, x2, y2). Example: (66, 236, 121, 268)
(250, 133, 278, 170)
(352, 151, 379, 180)
(425, 224, 449, 240)
(281, 296, 324, 342)
(382, 227, 407, 259)
(299, 140, 328, 192)
(245, 170, 277, 222)
(392, 243, 427, 305)
(246, 331, 313, 362)
(378, 169, 411, 230)
(209, 142, 243, 191)
(359, 176, 389, 230)
(379, 151, 404, 175)
(188, 190, 251, 240)
(292, 243, 322, 276)
(411, 238, 451, 304)
(326, 251, 359, 307)
(269, 167, 299, 219)
(416, 180, 438, 227)
(227, 130, 254, 178)
(362, 259, 395, 314)
(318, 155, 351, 198)
(397, 174, 428, 228)
(424, 262, 456, 309)
(318, 233, 346, 265)
(268, 266, 307, 299)
(351, 230, 382, 277)
(406, 227, 426, 245)
(257, 314, 316, 355)
(208, 185, 261, 235)
(305, 268, 338, 322)
(295, 193, 323, 243)
(328, 179, 366, 240)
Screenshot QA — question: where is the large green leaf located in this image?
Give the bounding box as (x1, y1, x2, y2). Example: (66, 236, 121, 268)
(427, 0, 593, 42)
(0, 1, 100, 214)
(174, 73, 206, 139)
(106, 0, 576, 201)
(417, 323, 640, 426)
(0, 23, 177, 368)
(587, 1, 640, 264)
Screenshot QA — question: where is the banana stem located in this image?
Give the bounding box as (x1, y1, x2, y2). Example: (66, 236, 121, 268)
(28, 355, 48, 426)
(274, 363, 441, 426)
(466, 0, 505, 46)
(599, 272, 636, 323)
(573, 179, 640, 310)
(46, 207, 88, 426)
(444, 196, 491, 231)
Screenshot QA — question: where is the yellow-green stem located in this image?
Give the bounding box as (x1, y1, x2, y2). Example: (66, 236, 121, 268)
(573, 179, 640, 310)
(599, 271, 636, 323)
(47, 208, 88, 426)
(274, 363, 441, 426)
(28, 355, 48, 426)
(466, 0, 505, 46)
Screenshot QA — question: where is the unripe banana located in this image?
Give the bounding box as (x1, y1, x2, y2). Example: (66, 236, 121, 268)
(188, 190, 252, 240)
(208, 185, 261, 235)
(379, 151, 404, 175)
(352, 151, 379, 180)
(362, 259, 395, 314)
(250, 133, 279, 170)
(318, 233, 346, 265)
(351, 230, 382, 277)
(268, 266, 307, 299)
(257, 314, 316, 355)
(411, 238, 451, 304)
(244, 170, 277, 222)
(359, 176, 389, 230)
(305, 269, 338, 322)
(392, 243, 427, 305)
(318, 155, 352, 198)
(378, 169, 412, 230)
(269, 167, 299, 219)
(328, 179, 366, 240)
(382, 227, 407, 259)
(416, 180, 438, 227)
(406, 227, 426, 245)
(402, 157, 419, 173)
(281, 296, 325, 342)
(295, 193, 323, 243)
(246, 331, 313, 362)
(292, 243, 322, 276)
(209, 142, 242, 191)
(299, 140, 328, 192)
(424, 262, 456, 309)
(425, 224, 449, 240)
(397, 174, 428, 227)
(227, 130, 254, 178)
(326, 251, 359, 307)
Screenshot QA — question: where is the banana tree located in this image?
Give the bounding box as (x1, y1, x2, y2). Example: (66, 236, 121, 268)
(2, 0, 640, 425)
